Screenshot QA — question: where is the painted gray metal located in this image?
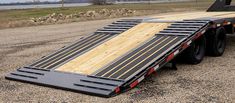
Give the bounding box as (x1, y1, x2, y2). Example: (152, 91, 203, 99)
(168, 25, 202, 28)
(108, 24, 136, 27)
(164, 28, 199, 31)
(98, 28, 127, 31)
(157, 33, 190, 36)
(6, 67, 124, 97)
(103, 27, 131, 29)
(160, 30, 195, 34)
(207, 0, 235, 11)
(95, 31, 122, 34)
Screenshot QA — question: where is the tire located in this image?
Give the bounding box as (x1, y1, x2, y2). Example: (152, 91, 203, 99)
(181, 35, 206, 64)
(206, 27, 227, 56)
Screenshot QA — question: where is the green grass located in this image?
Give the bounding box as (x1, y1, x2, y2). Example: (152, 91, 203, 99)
(0, 1, 213, 28)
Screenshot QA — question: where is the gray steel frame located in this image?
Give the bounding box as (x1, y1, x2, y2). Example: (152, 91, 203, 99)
(5, 17, 235, 97)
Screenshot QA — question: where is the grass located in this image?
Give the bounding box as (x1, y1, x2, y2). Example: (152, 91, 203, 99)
(0, 1, 214, 29)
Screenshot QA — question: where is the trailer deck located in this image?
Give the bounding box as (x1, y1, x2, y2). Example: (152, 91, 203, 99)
(56, 23, 170, 75)
(6, 11, 235, 97)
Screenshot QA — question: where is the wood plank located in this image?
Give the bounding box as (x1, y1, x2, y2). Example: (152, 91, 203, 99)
(214, 13, 235, 18)
(152, 12, 235, 21)
(56, 23, 170, 75)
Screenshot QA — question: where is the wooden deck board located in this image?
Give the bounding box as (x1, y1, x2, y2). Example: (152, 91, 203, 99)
(215, 13, 235, 18)
(56, 23, 170, 74)
(153, 12, 235, 21)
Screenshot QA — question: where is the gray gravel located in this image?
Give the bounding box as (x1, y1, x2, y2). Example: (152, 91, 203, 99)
(0, 17, 234, 103)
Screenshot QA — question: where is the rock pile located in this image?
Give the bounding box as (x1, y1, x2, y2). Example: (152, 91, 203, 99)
(30, 13, 79, 23)
(30, 8, 136, 23)
(79, 8, 136, 18)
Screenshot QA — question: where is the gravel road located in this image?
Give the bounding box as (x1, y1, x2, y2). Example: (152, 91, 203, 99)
(0, 17, 234, 103)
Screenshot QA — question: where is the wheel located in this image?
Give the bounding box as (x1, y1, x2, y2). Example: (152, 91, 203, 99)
(206, 27, 227, 56)
(181, 35, 206, 64)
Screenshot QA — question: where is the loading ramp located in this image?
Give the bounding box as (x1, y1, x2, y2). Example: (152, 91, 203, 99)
(6, 11, 235, 97)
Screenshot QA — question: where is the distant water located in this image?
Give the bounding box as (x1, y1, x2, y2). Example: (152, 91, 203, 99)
(116, 0, 191, 4)
(0, 3, 91, 10)
(0, 0, 192, 10)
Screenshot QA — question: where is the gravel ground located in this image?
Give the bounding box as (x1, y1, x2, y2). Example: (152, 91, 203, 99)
(0, 15, 235, 103)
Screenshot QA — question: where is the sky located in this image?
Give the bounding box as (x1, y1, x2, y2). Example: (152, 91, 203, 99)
(0, 0, 60, 3)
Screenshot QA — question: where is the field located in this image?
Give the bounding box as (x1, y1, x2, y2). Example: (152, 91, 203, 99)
(0, 1, 214, 29)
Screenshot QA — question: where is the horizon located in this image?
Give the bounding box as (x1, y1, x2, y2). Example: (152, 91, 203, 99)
(0, 0, 60, 4)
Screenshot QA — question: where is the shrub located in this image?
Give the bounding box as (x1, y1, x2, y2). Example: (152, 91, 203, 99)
(92, 0, 107, 5)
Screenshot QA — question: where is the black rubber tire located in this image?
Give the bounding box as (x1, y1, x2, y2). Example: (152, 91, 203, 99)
(206, 27, 227, 57)
(182, 35, 206, 64)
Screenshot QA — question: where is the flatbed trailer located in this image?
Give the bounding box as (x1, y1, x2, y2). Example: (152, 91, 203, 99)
(5, 0, 235, 97)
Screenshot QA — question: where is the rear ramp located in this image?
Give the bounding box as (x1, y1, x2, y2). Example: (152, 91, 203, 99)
(6, 18, 211, 97)
(7, 12, 235, 97)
